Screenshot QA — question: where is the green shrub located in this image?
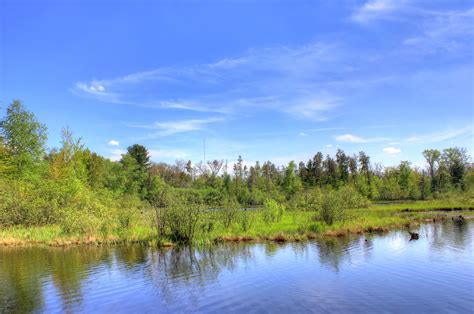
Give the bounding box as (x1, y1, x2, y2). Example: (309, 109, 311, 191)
(159, 200, 204, 243)
(308, 221, 325, 232)
(220, 198, 239, 228)
(319, 187, 368, 225)
(116, 196, 142, 229)
(338, 186, 369, 209)
(262, 199, 285, 224)
(320, 191, 340, 225)
(239, 209, 254, 231)
(289, 189, 323, 211)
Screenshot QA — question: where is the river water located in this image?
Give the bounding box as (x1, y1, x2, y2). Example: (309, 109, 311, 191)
(1, 221, 473, 313)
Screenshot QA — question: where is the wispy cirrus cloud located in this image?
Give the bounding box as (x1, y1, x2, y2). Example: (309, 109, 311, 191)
(71, 42, 346, 121)
(71, 3, 472, 135)
(148, 149, 188, 160)
(73, 82, 123, 103)
(351, 0, 404, 23)
(403, 7, 474, 53)
(335, 126, 472, 146)
(126, 117, 224, 137)
(405, 126, 472, 144)
(352, 1, 473, 54)
(335, 134, 388, 143)
(284, 95, 340, 121)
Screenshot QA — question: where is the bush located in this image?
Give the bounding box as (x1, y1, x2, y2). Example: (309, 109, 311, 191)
(60, 209, 101, 235)
(239, 209, 254, 231)
(320, 191, 341, 225)
(116, 196, 142, 229)
(319, 187, 368, 225)
(220, 198, 239, 228)
(0, 179, 67, 227)
(58, 187, 116, 235)
(338, 186, 369, 209)
(288, 189, 323, 211)
(159, 200, 204, 243)
(262, 199, 285, 224)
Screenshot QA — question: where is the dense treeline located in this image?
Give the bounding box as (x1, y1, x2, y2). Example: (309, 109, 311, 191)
(0, 101, 472, 239)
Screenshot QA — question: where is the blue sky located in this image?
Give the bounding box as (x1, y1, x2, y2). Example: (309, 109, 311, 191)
(1, 0, 473, 168)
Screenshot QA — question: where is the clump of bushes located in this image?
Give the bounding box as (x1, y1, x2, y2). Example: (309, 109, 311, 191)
(262, 199, 285, 224)
(288, 189, 323, 211)
(239, 209, 254, 231)
(220, 198, 239, 228)
(155, 196, 205, 243)
(319, 187, 368, 225)
(58, 187, 118, 235)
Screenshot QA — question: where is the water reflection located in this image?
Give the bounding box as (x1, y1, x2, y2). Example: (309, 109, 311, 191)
(316, 237, 362, 272)
(0, 221, 472, 313)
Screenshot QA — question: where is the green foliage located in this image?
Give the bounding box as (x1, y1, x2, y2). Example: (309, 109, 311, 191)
(220, 198, 239, 228)
(0, 100, 47, 178)
(262, 199, 285, 224)
(320, 190, 344, 225)
(338, 186, 370, 209)
(0, 179, 45, 226)
(308, 221, 325, 233)
(160, 200, 205, 243)
(283, 161, 302, 196)
(238, 209, 254, 231)
(442, 147, 469, 189)
(0, 101, 471, 244)
(319, 187, 368, 225)
(288, 188, 322, 211)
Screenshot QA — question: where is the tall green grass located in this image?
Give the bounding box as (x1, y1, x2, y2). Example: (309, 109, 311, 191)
(1, 199, 472, 246)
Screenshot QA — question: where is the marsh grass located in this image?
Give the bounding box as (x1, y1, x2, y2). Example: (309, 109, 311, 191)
(1, 200, 472, 247)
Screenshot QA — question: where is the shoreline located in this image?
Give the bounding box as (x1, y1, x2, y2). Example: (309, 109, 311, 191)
(1, 202, 472, 248)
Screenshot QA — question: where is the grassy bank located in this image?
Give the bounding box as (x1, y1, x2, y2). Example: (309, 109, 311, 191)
(1, 200, 472, 247)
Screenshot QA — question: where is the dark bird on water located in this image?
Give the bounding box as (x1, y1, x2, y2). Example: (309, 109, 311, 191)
(452, 215, 465, 224)
(408, 231, 419, 240)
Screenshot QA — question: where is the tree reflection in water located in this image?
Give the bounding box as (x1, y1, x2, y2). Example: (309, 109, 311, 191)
(0, 221, 472, 313)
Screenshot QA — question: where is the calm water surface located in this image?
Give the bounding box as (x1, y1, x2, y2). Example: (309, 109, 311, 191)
(1, 221, 473, 313)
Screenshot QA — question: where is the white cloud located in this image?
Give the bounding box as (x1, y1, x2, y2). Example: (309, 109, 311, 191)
(352, 0, 402, 23)
(208, 57, 249, 69)
(71, 9, 472, 129)
(159, 100, 230, 114)
(148, 149, 187, 160)
(286, 95, 340, 121)
(383, 147, 401, 155)
(108, 140, 119, 146)
(126, 117, 224, 137)
(108, 149, 126, 161)
(76, 82, 106, 93)
(403, 7, 474, 53)
(71, 42, 343, 121)
(335, 133, 389, 143)
(405, 126, 472, 144)
(335, 134, 367, 143)
(299, 132, 308, 137)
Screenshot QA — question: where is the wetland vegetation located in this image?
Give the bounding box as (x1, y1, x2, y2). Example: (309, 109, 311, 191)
(0, 101, 473, 247)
